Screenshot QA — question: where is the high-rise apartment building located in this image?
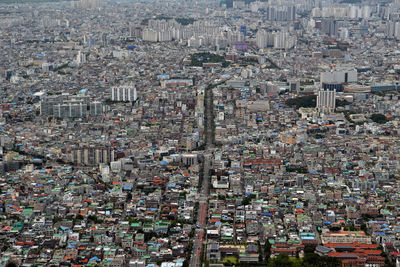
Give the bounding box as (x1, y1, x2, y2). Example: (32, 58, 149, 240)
(40, 96, 103, 118)
(53, 102, 87, 118)
(142, 29, 159, 42)
(386, 21, 400, 39)
(266, 5, 296, 21)
(111, 85, 137, 102)
(77, 51, 86, 65)
(40, 96, 68, 115)
(70, 147, 114, 166)
(316, 89, 336, 113)
(89, 101, 103, 116)
(256, 30, 269, 49)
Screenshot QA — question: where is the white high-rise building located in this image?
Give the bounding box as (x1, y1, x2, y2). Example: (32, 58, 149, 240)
(395, 22, 400, 40)
(321, 68, 357, 84)
(53, 102, 86, 118)
(89, 101, 103, 116)
(77, 51, 86, 65)
(142, 29, 158, 42)
(111, 85, 137, 102)
(256, 30, 268, 49)
(316, 89, 336, 113)
(273, 31, 295, 49)
(188, 36, 202, 48)
(257, 30, 294, 49)
(386, 21, 400, 39)
(338, 27, 349, 40)
(158, 30, 172, 42)
(78, 0, 101, 8)
(274, 31, 287, 49)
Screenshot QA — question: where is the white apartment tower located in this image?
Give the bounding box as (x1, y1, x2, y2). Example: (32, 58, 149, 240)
(111, 85, 137, 102)
(316, 89, 336, 113)
(77, 51, 86, 65)
(256, 30, 268, 49)
(142, 29, 158, 42)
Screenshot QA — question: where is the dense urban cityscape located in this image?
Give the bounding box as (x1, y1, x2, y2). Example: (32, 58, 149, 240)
(1, 0, 400, 266)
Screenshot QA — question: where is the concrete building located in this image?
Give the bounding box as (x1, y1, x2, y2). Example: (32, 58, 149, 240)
(316, 89, 336, 113)
(53, 102, 87, 118)
(321, 68, 357, 84)
(76, 51, 86, 65)
(321, 231, 372, 244)
(111, 85, 137, 102)
(70, 147, 114, 166)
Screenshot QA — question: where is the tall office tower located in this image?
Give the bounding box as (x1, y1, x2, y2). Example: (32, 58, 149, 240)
(316, 89, 336, 113)
(77, 51, 86, 65)
(111, 85, 137, 102)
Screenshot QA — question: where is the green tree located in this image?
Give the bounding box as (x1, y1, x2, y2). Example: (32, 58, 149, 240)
(285, 95, 316, 109)
(371, 113, 387, 124)
(241, 197, 251, 206)
(265, 240, 271, 261)
(303, 250, 321, 266)
(268, 254, 293, 267)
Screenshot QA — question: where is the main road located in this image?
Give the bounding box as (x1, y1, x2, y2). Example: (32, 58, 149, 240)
(190, 78, 217, 267)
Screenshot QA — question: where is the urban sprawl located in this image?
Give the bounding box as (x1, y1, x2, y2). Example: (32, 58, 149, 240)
(1, 0, 400, 266)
